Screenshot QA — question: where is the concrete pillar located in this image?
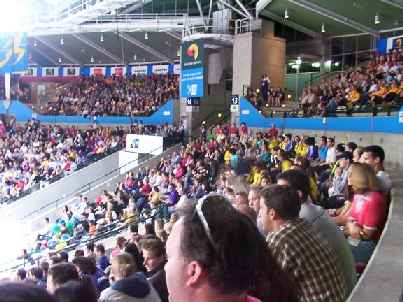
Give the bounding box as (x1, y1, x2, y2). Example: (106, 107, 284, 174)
(232, 19, 286, 96)
(180, 47, 232, 136)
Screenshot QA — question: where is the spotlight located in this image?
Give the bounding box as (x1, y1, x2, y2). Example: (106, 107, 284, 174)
(60, 37, 64, 45)
(321, 23, 325, 33)
(33, 41, 37, 47)
(58, 57, 62, 63)
(90, 56, 94, 63)
(375, 13, 380, 25)
(284, 9, 289, 19)
(145, 32, 149, 40)
(100, 33, 104, 42)
(217, 113, 222, 118)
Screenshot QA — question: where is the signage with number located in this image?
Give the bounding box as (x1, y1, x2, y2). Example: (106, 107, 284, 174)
(186, 97, 200, 106)
(231, 95, 240, 105)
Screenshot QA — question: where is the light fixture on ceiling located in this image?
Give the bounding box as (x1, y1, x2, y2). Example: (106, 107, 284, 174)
(134, 54, 137, 60)
(60, 37, 64, 46)
(58, 57, 62, 63)
(33, 41, 37, 47)
(321, 23, 325, 33)
(100, 33, 104, 42)
(90, 56, 94, 63)
(375, 13, 380, 25)
(145, 32, 149, 40)
(177, 49, 180, 57)
(284, 9, 289, 19)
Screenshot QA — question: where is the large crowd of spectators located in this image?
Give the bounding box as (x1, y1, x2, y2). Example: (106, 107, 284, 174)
(299, 48, 403, 116)
(42, 74, 179, 117)
(2, 121, 393, 302)
(0, 120, 126, 202)
(0, 120, 184, 202)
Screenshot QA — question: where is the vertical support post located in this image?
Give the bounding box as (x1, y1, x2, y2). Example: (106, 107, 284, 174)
(5, 73, 11, 101)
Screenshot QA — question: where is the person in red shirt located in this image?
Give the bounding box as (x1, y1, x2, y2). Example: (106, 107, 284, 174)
(229, 123, 238, 137)
(268, 123, 278, 139)
(345, 163, 387, 264)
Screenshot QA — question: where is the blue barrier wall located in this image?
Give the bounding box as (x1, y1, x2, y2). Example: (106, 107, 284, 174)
(239, 97, 403, 134)
(0, 100, 174, 125)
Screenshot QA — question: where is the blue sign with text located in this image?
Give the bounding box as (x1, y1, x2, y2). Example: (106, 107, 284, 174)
(181, 67, 204, 97)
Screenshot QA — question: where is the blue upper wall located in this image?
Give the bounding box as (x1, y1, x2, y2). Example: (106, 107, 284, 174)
(0, 100, 174, 125)
(239, 97, 403, 134)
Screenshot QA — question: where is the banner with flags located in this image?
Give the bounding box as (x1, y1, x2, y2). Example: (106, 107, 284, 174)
(0, 33, 29, 74)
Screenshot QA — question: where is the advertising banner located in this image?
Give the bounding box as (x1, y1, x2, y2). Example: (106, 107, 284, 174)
(181, 39, 204, 97)
(126, 134, 163, 155)
(131, 65, 148, 75)
(152, 64, 169, 74)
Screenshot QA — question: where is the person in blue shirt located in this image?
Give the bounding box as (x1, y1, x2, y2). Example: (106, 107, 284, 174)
(318, 136, 328, 162)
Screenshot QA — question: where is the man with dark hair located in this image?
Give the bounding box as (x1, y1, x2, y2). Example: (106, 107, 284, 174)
(47, 263, 80, 293)
(16, 268, 27, 281)
(141, 239, 168, 302)
(318, 136, 328, 162)
(86, 241, 96, 260)
(165, 194, 297, 302)
(28, 267, 46, 288)
(259, 185, 347, 302)
(277, 170, 357, 295)
(95, 244, 110, 271)
(362, 145, 392, 193)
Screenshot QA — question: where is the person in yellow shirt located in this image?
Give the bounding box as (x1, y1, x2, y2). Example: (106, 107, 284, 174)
(295, 138, 309, 158)
(224, 148, 232, 166)
(268, 137, 279, 150)
(279, 150, 292, 172)
(347, 85, 360, 106)
(385, 79, 401, 103)
(371, 80, 388, 105)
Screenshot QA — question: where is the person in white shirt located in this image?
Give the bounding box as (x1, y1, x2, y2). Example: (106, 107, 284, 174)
(326, 137, 337, 164)
(361, 145, 392, 194)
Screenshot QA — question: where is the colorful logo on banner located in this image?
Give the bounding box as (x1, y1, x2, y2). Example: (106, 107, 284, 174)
(186, 43, 199, 60)
(0, 33, 28, 74)
(181, 39, 204, 98)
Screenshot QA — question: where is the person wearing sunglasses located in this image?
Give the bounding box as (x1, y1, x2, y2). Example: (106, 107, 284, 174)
(164, 193, 297, 302)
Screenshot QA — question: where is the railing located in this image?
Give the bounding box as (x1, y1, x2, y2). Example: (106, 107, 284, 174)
(0, 144, 123, 205)
(0, 137, 183, 273)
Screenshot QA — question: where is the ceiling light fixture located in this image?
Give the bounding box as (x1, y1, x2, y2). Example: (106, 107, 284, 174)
(90, 56, 94, 63)
(58, 57, 62, 63)
(284, 9, 289, 19)
(321, 23, 325, 33)
(375, 13, 380, 25)
(100, 33, 104, 42)
(60, 37, 64, 45)
(145, 32, 149, 40)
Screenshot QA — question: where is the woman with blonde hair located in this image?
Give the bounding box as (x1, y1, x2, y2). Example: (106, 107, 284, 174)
(344, 163, 387, 265)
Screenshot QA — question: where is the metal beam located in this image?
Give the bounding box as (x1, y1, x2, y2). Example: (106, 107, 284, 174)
(235, 0, 253, 19)
(31, 47, 58, 65)
(117, 32, 172, 63)
(260, 10, 318, 38)
(218, 0, 249, 19)
(72, 33, 122, 63)
(287, 0, 379, 37)
(164, 31, 182, 40)
(35, 36, 81, 64)
(380, 0, 403, 10)
(195, 0, 207, 28)
(121, 0, 153, 14)
(256, 0, 273, 17)
(208, 0, 213, 20)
